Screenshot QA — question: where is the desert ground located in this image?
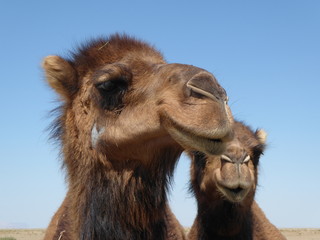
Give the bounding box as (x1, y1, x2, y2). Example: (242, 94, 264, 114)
(0, 228, 320, 240)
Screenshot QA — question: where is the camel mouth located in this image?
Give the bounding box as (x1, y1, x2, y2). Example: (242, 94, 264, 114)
(167, 124, 228, 155)
(162, 113, 232, 155)
(227, 187, 243, 194)
(216, 183, 250, 203)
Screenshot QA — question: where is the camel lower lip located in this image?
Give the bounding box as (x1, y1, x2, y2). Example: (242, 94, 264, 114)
(165, 117, 227, 155)
(180, 130, 226, 154)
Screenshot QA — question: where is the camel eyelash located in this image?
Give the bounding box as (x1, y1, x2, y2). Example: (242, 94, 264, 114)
(95, 78, 128, 93)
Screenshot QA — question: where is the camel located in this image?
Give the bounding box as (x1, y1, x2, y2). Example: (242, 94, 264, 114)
(42, 34, 233, 240)
(188, 121, 286, 240)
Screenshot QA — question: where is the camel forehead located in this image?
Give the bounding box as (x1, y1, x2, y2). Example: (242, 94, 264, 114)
(71, 34, 165, 76)
(233, 122, 261, 148)
(225, 139, 247, 158)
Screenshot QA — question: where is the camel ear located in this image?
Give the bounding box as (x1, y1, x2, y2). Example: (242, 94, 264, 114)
(42, 55, 77, 101)
(252, 129, 267, 164)
(255, 129, 267, 145)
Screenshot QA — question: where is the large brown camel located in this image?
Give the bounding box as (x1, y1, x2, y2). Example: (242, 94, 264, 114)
(188, 121, 286, 240)
(42, 34, 233, 240)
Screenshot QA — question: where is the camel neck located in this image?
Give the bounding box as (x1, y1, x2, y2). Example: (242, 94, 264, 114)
(70, 147, 182, 240)
(196, 200, 253, 240)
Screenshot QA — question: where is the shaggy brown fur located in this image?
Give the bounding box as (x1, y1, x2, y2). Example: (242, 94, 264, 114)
(188, 121, 286, 240)
(44, 193, 186, 240)
(43, 34, 233, 240)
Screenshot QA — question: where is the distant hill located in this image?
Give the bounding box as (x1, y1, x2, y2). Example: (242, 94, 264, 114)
(0, 221, 29, 229)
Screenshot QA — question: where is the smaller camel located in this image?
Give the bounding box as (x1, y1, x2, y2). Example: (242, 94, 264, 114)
(188, 121, 286, 240)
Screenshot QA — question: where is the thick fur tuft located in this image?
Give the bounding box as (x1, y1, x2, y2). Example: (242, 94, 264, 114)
(256, 129, 267, 145)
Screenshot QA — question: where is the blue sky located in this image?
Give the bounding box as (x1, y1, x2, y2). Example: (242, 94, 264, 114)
(0, 1, 319, 229)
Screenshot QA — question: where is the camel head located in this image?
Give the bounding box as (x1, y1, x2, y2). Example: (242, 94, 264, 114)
(191, 121, 266, 204)
(43, 34, 233, 166)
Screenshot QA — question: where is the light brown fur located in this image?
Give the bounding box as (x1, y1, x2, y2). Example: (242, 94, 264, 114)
(43, 34, 233, 240)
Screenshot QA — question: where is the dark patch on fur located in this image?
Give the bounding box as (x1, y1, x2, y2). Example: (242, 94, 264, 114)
(188, 151, 207, 195)
(198, 201, 254, 240)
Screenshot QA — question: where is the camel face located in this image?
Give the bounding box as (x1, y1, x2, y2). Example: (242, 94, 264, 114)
(43, 35, 233, 163)
(155, 63, 233, 155)
(214, 138, 256, 203)
(199, 122, 266, 203)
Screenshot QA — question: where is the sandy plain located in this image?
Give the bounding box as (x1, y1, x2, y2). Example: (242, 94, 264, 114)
(0, 228, 320, 240)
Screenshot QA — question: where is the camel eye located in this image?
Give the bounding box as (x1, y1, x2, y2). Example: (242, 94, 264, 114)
(95, 78, 128, 94)
(96, 80, 115, 92)
(94, 78, 128, 111)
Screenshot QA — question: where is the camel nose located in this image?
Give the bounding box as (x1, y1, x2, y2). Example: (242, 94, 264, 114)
(186, 72, 227, 103)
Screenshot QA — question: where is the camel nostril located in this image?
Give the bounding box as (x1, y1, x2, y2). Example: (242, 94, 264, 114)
(186, 73, 223, 102)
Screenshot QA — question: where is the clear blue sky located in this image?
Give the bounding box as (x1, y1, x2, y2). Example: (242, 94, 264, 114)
(1, 0, 319, 229)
